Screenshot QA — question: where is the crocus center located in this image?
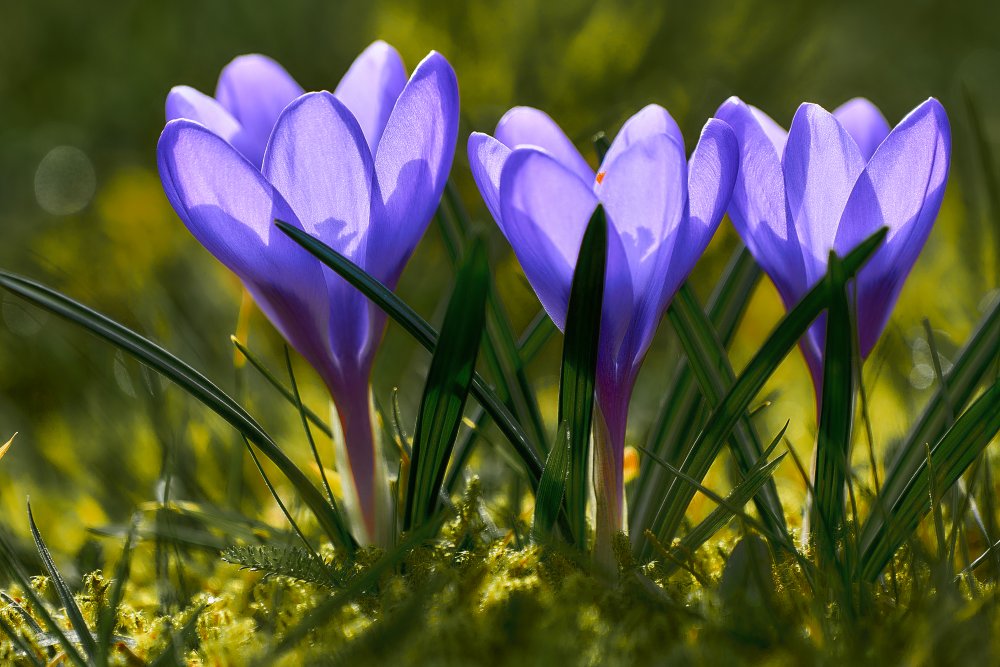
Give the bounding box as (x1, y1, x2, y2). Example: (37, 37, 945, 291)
(595, 171, 606, 185)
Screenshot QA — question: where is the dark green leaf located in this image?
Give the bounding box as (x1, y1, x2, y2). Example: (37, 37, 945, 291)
(404, 239, 489, 530)
(812, 251, 855, 564)
(560, 206, 607, 545)
(532, 421, 572, 542)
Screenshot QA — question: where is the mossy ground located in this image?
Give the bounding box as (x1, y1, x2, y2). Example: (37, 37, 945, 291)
(2, 482, 999, 666)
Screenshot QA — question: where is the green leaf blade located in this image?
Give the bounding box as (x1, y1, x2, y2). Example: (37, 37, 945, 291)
(404, 239, 489, 530)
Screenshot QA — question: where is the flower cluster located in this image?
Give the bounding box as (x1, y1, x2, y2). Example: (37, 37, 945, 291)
(157, 41, 950, 550)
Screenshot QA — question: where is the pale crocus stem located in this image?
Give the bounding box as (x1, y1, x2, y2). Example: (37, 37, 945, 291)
(330, 386, 392, 547)
(593, 399, 627, 569)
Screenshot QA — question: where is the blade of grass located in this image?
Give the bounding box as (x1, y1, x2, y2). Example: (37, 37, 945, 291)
(559, 206, 607, 545)
(26, 502, 97, 659)
(0, 272, 355, 555)
(647, 228, 886, 550)
(276, 221, 544, 488)
(812, 252, 855, 567)
(858, 378, 1000, 581)
(284, 347, 337, 507)
(404, 239, 489, 530)
(666, 281, 787, 540)
(532, 421, 572, 542)
(231, 336, 332, 438)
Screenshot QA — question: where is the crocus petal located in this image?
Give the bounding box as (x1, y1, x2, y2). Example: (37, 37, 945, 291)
(836, 98, 951, 357)
(597, 133, 687, 296)
(497, 148, 598, 329)
(750, 105, 788, 154)
(165, 86, 250, 157)
(597, 133, 687, 381)
(156, 120, 332, 376)
(599, 104, 684, 170)
(215, 54, 304, 166)
(372, 51, 459, 285)
(783, 102, 867, 284)
(263, 92, 378, 368)
(716, 97, 806, 308)
(682, 118, 739, 271)
(467, 131, 511, 224)
(833, 98, 891, 162)
(334, 40, 408, 152)
(494, 106, 594, 184)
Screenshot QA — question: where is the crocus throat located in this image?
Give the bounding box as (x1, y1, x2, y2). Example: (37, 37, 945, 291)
(595, 171, 606, 185)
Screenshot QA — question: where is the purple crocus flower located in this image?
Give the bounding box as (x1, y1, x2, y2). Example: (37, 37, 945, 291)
(468, 106, 738, 549)
(157, 46, 459, 545)
(715, 97, 951, 394)
(165, 54, 304, 168)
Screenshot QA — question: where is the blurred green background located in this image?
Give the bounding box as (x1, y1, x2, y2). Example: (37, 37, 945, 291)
(0, 0, 997, 556)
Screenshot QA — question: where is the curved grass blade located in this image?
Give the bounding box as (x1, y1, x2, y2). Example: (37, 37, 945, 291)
(231, 336, 332, 438)
(532, 421, 572, 542)
(0, 271, 355, 555)
(632, 245, 760, 553)
(666, 281, 787, 540)
(858, 378, 1000, 581)
(560, 206, 607, 545)
(404, 239, 489, 530)
(812, 252, 855, 566)
(880, 295, 1000, 507)
(26, 502, 97, 659)
(276, 221, 544, 487)
(647, 228, 886, 549)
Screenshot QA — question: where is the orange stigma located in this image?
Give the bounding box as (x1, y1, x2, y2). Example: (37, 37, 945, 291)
(595, 171, 606, 185)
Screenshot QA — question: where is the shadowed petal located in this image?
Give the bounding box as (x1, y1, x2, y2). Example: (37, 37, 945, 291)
(783, 102, 866, 284)
(600, 104, 684, 170)
(597, 133, 687, 297)
(156, 120, 332, 377)
(715, 97, 806, 308)
(372, 51, 459, 285)
(263, 92, 378, 367)
(334, 40, 408, 152)
(682, 118, 739, 272)
(498, 148, 599, 329)
(836, 98, 951, 357)
(215, 54, 304, 166)
(499, 147, 633, 345)
(833, 98, 891, 162)
(467, 131, 511, 224)
(494, 107, 594, 183)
